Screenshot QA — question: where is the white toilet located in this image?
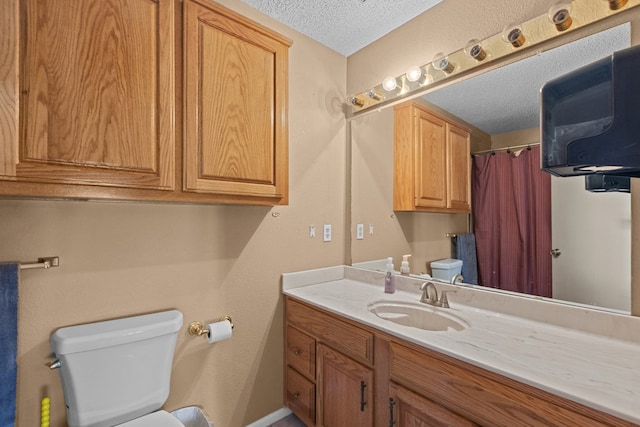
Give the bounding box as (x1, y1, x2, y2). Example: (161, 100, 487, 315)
(50, 310, 185, 427)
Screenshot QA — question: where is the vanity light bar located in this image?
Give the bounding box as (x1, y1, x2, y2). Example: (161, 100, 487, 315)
(348, 0, 640, 114)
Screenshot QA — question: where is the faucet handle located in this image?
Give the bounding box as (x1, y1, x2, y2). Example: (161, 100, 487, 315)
(439, 290, 457, 308)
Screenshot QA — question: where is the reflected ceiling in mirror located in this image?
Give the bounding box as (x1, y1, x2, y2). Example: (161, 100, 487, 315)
(348, 0, 640, 114)
(423, 24, 630, 135)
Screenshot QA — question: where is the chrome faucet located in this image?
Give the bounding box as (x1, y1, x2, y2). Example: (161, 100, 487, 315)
(420, 282, 439, 305)
(420, 282, 456, 308)
(450, 273, 464, 285)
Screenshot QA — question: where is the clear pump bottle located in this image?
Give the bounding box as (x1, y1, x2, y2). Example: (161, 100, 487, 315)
(400, 254, 411, 275)
(384, 257, 395, 294)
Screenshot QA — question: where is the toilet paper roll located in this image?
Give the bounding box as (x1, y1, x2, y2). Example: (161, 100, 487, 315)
(206, 319, 233, 344)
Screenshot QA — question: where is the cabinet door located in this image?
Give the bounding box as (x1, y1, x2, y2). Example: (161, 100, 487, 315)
(414, 110, 447, 209)
(389, 383, 478, 427)
(447, 124, 471, 211)
(183, 0, 290, 203)
(12, 0, 175, 190)
(317, 344, 373, 427)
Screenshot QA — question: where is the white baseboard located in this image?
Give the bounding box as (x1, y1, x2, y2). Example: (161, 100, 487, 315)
(245, 407, 292, 427)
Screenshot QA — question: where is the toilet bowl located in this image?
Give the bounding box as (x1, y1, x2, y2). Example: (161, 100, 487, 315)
(50, 310, 187, 427)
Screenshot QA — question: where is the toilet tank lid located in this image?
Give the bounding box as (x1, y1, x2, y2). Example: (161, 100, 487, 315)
(51, 310, 183, 355)
(430, 258, 463, 269)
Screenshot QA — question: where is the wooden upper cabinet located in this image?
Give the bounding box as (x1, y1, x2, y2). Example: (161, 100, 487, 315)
(414, 110, 447, 209)
(13, 0, 175, 190)
(183, 0, 291, 204)
(394, 102, 471, 213)
(447, 123, 471, 211)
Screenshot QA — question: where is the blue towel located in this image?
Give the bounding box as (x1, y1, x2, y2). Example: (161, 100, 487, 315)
(455, 234, 478, 285)
(0, 263, 19, 427)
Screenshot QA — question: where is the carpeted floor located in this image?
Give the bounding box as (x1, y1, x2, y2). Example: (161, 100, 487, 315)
(269, 413, 307, 427)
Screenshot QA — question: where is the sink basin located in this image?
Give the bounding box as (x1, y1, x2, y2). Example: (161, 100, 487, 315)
(368, 300, 469, 332)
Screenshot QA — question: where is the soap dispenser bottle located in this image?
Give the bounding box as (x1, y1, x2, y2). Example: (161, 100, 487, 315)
(400, 254, 411, 275)
(384, 257, 395, 294)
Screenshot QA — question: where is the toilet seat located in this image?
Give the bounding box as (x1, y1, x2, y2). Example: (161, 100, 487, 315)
(116, 410, 184, 427)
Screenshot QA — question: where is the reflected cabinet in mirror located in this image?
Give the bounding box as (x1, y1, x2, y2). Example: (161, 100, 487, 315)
(350, 24, 632, 314)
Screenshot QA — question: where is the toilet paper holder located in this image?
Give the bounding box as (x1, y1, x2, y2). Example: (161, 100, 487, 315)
(188, 316, 234, 337)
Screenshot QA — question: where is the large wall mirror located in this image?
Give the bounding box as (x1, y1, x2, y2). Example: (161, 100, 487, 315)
(350, 23, 632, 314)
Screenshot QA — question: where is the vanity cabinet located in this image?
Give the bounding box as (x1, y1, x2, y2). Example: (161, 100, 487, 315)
(285, 298, 375, 426)
(284, 296, 633, 427)
(393, 102, 471, 213)
(1, 0, 290, 205)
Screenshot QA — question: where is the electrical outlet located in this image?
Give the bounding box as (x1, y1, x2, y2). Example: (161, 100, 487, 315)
(323, 224, 332, 242)
(356, 223, 364, 240)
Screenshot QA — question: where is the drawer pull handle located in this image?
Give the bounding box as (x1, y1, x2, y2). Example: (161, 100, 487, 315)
(389, 398, 396, 427)
(360, 381, 367, 412)
(293, 348, 301, 356)
(293, 392, 300, 399)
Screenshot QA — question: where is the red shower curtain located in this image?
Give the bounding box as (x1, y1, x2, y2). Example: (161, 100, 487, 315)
(472, 146, 552, 297)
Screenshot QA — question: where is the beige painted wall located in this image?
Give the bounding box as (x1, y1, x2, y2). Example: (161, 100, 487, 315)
(347, 1, 640, 314)
(6, 2, 640, 427)
(4, 1, 346, 426)
(350, 105, 469, 275)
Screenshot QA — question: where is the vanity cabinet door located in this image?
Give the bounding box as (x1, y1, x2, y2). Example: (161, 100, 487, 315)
(183, 0, 290, 204)
(389, 382, 478, 427)
(11, 0, 175, 191)
(317, 344, 373, 427)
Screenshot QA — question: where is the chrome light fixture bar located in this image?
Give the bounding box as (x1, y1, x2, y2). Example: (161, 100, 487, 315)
(348, 0, 640, 114)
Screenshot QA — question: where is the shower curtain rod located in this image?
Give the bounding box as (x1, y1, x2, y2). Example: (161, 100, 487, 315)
(18, 256, 59, 270)
(472, 142, 540, 156)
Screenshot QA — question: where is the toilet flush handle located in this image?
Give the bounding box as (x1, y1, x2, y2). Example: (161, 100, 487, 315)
(48, 360, 61, 370)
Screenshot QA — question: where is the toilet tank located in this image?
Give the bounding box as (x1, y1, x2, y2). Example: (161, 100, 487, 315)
(51, 310, 183, 427)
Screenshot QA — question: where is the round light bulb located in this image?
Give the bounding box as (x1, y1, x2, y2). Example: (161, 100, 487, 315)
(406, 65, 423, 83)
(367, 89, 382, 101)
(548, 0, 572, 32)
(348, 96, 364, 107)
(602, 0, 628, 9)
(382, 76, 398, 92)
(464, 39, 487, 61)
(502, 23, 525, 48)
(431, 52, 455, 74)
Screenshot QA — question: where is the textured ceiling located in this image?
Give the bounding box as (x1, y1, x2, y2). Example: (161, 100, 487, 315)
(424, 24, 631, 135)
(239, 1, 629, 135)
(240, 0, 443, 56)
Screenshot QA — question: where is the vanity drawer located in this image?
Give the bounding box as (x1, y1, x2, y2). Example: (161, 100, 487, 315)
(286, 298, 374, 365)
(286, 325, 316, 381)
(389, 342, 626, 427)
(286, 366, 315, 425)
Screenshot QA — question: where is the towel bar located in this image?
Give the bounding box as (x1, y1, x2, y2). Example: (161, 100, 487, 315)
(19, 257, 59, 270)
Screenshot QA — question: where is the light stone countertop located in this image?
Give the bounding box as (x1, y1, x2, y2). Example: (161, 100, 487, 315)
(282, 265, 640, 425)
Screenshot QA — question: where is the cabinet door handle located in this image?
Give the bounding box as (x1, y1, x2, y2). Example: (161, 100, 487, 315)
(389, 398, 396, 427)
(360, 381, 367, 412)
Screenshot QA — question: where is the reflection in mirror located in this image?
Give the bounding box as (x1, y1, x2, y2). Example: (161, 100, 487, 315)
(350, 24, 631, 313)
